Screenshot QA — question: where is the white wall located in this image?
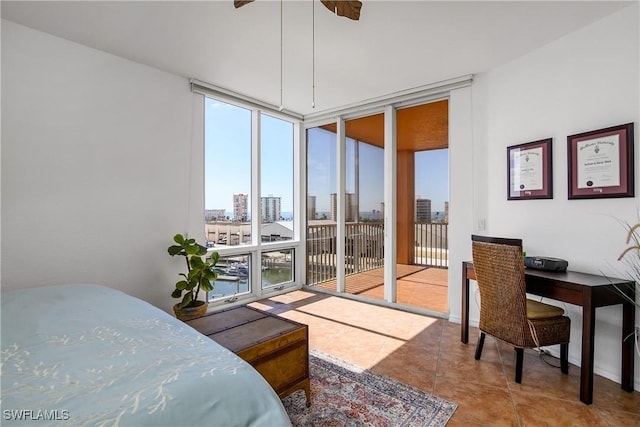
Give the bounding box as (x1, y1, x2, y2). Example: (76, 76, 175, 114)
(448, 85, 475, 326)
(1, 20, 205, 312)
(2, 2, 638, 388)
(450, 3, 639, 388)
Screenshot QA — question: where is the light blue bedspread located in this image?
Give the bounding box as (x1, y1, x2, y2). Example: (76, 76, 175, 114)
(1, 284, 292, 426)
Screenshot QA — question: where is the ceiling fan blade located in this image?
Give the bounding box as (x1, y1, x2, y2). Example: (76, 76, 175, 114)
(234, 0, 254, 9)
(321, 0, 362, 21)
(234, 1, 363, 21)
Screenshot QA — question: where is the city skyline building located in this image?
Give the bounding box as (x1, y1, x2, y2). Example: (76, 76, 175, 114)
(261, 195, 281, 223)
(307, 195, 317, 220)
(416, 197, 432, 222)
(233, 193, 248, 222)
(330, 193, 357, 222)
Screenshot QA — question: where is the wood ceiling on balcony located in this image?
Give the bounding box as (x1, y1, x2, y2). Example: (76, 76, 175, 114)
(319, 100, 448, 151)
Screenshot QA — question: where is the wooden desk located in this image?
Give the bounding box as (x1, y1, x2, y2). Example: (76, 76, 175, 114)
(461, 261, 635, 404)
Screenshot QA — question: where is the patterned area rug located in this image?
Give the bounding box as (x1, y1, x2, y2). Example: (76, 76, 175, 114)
(283, 350, 457, 426)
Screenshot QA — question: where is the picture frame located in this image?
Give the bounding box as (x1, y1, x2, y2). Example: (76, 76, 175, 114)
(507, 138, 553, 200)
(567, 123, 634, 199)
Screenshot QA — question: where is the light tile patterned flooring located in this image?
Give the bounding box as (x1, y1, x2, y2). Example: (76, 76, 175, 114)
(313, 265, 449, 313)
(250, 290, 640, 426)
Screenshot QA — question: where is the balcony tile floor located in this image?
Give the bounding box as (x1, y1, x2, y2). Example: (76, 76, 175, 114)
(314, 265, 450, 314)
(250, 290, 640, 426)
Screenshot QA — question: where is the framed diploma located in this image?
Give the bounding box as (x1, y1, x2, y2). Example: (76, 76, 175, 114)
(507, 138, 553, 200)
(568, 123, 634, 199)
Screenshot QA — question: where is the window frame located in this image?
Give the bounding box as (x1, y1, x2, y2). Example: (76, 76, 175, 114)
(201, 94, 304, 308)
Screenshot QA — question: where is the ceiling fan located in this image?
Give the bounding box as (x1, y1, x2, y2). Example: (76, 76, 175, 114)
(234, 0, 363, 21)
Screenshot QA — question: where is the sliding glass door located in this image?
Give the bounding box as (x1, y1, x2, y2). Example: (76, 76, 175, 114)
(343, 116, 385, 299)
(305, 100, 450, 314)
(306, 126, 337, 286)
(305, 114, 386, 298)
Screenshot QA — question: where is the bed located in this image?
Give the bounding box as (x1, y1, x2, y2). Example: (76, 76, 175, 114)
(1, 284, 292, 426)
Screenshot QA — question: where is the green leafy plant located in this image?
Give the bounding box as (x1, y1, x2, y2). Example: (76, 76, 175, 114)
(168, 233, 219, 308)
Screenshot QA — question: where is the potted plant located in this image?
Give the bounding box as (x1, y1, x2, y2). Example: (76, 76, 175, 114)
(168, 233, 220, 320)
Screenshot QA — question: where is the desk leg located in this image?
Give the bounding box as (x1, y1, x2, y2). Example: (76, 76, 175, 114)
(580, 292, 596, 405)
(461, 264, 469, 344)
(621, 300, 635, 392)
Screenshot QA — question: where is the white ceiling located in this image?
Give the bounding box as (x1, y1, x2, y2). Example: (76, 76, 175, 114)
(1, 1, 634, 116)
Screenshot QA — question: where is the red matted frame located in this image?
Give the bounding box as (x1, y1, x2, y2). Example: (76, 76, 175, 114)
(507, 138, 553, 200)
(567, 123, 634, 199)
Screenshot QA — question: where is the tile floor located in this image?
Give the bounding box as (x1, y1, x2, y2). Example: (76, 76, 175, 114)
(250, 290, 640, 426)
(313, 265, 450, 314)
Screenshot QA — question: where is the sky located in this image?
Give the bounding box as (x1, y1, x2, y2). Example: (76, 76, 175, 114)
(205, 98, 449, 216)
(205, 99, 294, 213)
(306, 129, 449, 213)
(415, 149, 449, 212)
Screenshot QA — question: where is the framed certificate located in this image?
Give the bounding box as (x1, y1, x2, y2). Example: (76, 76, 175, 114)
(568, 123, 634, 199)
(507, 138, 553, 200)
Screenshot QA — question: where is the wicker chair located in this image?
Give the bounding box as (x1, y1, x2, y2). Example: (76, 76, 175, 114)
(471, 235, 570, 383)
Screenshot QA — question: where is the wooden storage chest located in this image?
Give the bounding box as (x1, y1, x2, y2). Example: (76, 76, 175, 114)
(186, 305, 310, 406)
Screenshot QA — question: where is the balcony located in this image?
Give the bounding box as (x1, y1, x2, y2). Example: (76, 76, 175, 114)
(307, 221, 449, 313)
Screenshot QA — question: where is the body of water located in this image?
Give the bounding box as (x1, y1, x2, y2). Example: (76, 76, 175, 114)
(206, 267, 292, 300)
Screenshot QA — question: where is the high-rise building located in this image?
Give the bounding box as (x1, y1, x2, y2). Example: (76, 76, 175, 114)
(416, 198, 432, 222)
(444, 201, 449, 223)
(330, 194, 337, 222)
(349, 194, 358, 222)
(307, 195, 317, 220)
(261, 196, 281, 223)
(330, 193, 357, 222)
(233, 193, 248, 222)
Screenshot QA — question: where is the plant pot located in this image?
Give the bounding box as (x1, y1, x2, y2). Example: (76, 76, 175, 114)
(173, 300, 208, 321)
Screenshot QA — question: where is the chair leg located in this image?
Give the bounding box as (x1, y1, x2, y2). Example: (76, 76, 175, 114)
(515, 348, 524, 383)
(475, 332, 486, 360)
(560, 343, 569, 374)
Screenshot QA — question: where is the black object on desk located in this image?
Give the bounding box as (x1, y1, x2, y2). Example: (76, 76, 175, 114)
(524, 256, 568, 272)
(461, 261, 635, 405)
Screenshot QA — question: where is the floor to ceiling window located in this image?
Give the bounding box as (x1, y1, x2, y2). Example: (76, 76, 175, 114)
(194, 76, 467, 312)
(343, 115, 385, 298)
(306, 114, 387, 296)
(260, 113, 295, 290)
(305, 100, 450, 315)
(306, 126, 337, 285)
(204, 97, 299, 304)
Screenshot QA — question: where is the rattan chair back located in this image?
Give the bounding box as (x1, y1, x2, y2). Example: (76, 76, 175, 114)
(471, 235, 531, 347)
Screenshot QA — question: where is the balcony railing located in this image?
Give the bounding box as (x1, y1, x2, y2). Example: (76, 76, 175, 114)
(307, 221, 448, 286)
(414, 221, 449, 268)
